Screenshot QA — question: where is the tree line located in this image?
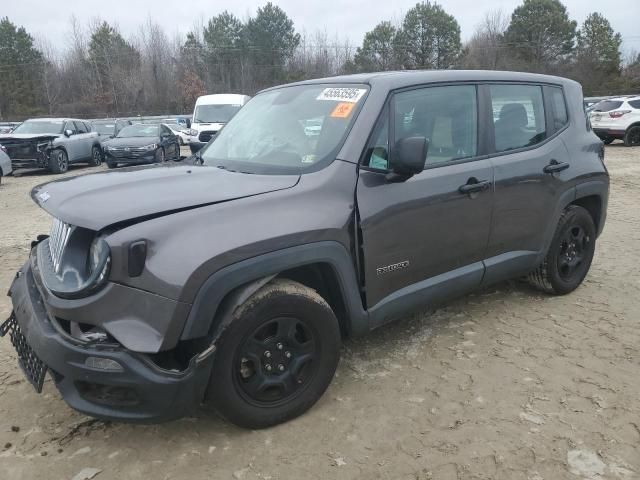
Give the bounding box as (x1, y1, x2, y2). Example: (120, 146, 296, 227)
(0, 0, 639, 120)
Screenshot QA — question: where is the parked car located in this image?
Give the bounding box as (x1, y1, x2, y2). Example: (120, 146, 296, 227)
(589, 96, 640, 146)
(90, 119, 132, 144)
(0, 118, 102, 173)
(188, 94, 250, 153)
(1, 71, 608, 429)
(0, 144, 12, 183)
(102, 123, 181, 168)
(164, 123, 190, 145)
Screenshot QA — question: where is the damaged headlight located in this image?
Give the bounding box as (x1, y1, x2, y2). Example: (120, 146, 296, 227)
(143, 143, 158, 150)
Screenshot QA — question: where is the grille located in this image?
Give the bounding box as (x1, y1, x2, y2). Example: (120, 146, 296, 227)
(108, 147, 149, 157)
(198, 131, 218, 143)
(0, 314, 48, 393)
(49, 218, 72, 273)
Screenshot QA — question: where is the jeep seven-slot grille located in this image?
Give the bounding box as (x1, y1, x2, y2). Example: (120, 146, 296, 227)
(49, 218, 72, 273)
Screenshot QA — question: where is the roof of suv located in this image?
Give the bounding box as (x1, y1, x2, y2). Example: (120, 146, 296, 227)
(264, 70, 579, 93)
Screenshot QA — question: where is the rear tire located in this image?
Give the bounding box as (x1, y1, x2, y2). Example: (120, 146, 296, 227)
(89, 145, 102, 166)
(48, 149, 68, 174)
(207, 279, 341, 429)
(624, 126, 640, 147)
(528, 205, 596, 295)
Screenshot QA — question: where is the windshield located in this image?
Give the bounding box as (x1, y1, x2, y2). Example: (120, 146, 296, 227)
(117, 124, 159, 138)
(12, 120, 64, 135)
(592, 100, 623, 112)
(200, 84, 368, 174)
(92, 122, 116, 135)
(194, 104, 242, 123)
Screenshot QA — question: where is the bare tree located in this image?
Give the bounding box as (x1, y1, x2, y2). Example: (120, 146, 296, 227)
(463, 10, 509, 70)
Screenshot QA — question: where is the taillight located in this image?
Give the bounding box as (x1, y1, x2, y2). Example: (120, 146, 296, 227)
(609, 110, 631, 118)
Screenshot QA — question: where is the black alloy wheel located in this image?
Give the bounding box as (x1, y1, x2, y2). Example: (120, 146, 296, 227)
(624, 126, 640, 147)
(234, 316, 318, 406)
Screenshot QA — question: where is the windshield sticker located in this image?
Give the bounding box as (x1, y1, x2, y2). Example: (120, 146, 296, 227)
(317, 88, 366, 103)
(330, 102, 356, 118)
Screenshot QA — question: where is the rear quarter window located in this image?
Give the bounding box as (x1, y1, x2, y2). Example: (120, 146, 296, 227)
(592, 100, 623, 112)
(629, 100, 640, 109)
(549, 87, 568, 131)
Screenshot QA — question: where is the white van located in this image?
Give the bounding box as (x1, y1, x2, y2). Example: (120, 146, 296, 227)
(189, 94, 251, 153)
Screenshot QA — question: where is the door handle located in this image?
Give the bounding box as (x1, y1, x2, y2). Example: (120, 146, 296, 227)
(459, 179, 491, 194)
(543, 160, 570, 174)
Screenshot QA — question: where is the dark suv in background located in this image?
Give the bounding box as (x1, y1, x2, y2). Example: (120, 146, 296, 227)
(2, 71, 608, 428)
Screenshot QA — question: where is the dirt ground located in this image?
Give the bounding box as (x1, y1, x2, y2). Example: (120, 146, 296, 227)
(0, 145, 639, 480)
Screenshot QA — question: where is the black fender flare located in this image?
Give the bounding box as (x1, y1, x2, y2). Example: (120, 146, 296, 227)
(575, 179, 609, 236)
(180, 241, 369, 341)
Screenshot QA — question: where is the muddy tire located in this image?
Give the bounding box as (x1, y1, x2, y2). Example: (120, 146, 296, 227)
(89, 145, 103, 166)
(624, 125, 640, 147)
(207, 279, 341, 429)
(48, 149, 68, 174)
(528, 205, 596, 295)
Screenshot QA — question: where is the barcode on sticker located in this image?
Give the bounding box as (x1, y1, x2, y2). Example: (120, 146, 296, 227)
(317, 88, 367, 103)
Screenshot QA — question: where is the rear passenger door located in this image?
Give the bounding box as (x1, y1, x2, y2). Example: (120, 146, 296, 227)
(357, 84, 494, 320)
(483, 83, 573, 284)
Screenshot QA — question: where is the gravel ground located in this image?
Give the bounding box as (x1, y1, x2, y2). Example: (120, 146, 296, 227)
(0, 145, 639, 480)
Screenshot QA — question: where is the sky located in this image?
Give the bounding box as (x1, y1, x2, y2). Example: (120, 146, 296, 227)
(5, 0, 640, 58)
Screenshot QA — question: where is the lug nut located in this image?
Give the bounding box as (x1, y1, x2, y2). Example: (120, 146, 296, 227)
(264, 350, 271, 358)
(265, 364, 272, 372)
(276, 343, 283, 350)
(285, 351, 292, 359)
(278, 364, 285, 372)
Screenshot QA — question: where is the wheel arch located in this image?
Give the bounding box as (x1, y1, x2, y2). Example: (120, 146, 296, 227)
(625, 122, 640, 132)
(180, 241, 368, 344)
(574, 180, 609, 237)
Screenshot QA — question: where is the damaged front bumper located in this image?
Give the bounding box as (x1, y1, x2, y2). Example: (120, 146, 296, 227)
(1, 256, 216, 423)
(0, 135, 57, 169)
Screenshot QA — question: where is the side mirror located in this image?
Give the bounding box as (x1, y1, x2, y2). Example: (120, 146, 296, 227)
(64, 129, 74, 137)
(389, 136, 428, 178)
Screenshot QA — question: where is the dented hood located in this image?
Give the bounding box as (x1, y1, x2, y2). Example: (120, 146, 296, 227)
(0, 133, 60, 144)
(31, 164, 300, 231)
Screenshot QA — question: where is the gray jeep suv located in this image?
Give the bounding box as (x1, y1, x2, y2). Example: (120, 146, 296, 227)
(2, 71, 609, 428)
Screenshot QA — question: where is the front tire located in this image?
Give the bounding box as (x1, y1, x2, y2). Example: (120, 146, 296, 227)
(155, 147, 165, 163)
(207, 279, 341, 429)
(528, 205, 596, 295)
(48, 149, 68, 174)
(624, 126, 640, 147)
(106, 159, 117, 169)
(89, 145, 102, 166)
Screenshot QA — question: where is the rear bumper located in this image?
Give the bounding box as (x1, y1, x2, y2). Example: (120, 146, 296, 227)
(593, 128, 626, 139)
(4, 258, 215, 423)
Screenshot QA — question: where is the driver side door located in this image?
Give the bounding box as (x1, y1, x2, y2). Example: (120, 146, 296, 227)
(62, 121, 80, 161)
(356, 84, 494, 327)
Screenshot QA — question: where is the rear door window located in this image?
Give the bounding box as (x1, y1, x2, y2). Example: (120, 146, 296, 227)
(629, 100, 640, 109)
(490, 84, 546, 152)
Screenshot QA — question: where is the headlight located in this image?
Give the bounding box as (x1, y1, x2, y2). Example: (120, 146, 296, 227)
(188, 129, 197, 136)
(40, 230, 111, 299)
(144, 143, 157, 150)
